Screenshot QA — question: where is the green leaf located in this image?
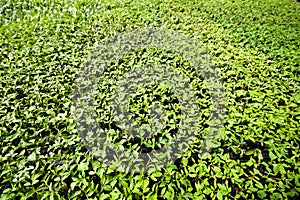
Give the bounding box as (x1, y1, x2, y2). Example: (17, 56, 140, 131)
(269, 151, 277, 161)
(71, 182, 77, 190)
(78, 162, 89, 171)
(99, 194, 110, 200)
(258, 191, 267, 198)
(203, 187, 212, 195)
(150, 171, 162, 181)
(295, 174, 300, 186)
(27, 152, 36, 161)
(142, 178, 150, 192)
(256, 182, 264, 189)
(216, 191, 223, 200)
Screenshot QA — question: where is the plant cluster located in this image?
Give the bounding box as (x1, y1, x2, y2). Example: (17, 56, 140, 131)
(0, 0, 299, 199)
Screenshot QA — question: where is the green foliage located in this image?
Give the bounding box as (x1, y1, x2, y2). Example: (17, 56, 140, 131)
(1, 0, 299, 199)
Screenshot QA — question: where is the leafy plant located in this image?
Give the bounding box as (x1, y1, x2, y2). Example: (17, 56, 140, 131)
(0, 0, 299, 199)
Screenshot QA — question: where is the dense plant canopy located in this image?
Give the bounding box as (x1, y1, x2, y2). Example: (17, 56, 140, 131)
(0, 0, 299, 199)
